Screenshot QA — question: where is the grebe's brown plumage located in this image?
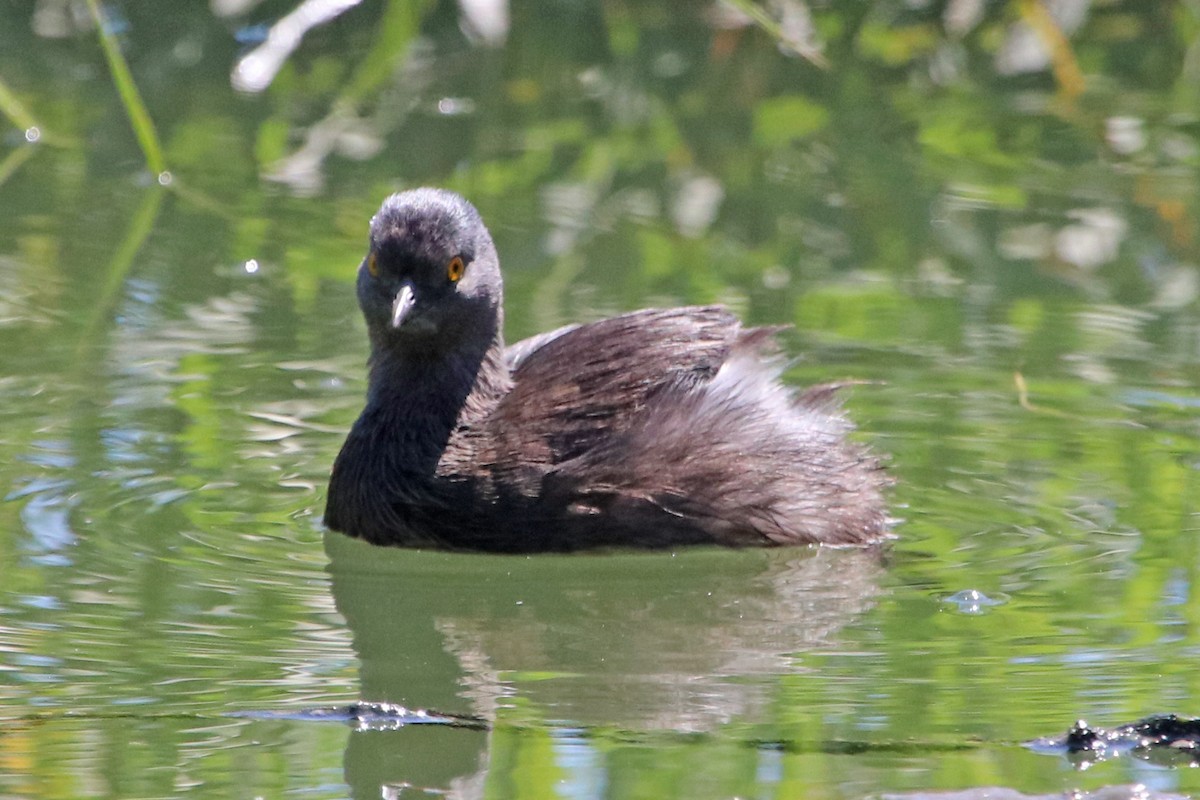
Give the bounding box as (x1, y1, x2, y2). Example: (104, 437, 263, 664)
(325, 188, 890, 551)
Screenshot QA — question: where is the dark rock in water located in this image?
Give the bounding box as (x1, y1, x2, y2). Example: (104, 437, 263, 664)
(1027, 715, 1200, 766)
(881, 787, 1190, 800)
(325, 188, 891, 552)
(228, 701, 487, 732)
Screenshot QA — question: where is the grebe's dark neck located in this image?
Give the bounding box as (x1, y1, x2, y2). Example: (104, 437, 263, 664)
(325, 326, 511, 540)
(364, 325, 510, 456)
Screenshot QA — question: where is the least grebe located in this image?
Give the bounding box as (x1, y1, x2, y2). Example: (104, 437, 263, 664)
(325, 188, 890, 551)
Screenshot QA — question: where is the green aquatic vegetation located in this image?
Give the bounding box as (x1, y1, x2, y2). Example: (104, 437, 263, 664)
(83, 0, 165, 175)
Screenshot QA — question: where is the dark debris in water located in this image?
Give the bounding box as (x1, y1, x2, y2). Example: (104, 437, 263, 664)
(228, 701, 488, 732)
(881, 786, 1189, 800)
(1026, 715, 1200, 767)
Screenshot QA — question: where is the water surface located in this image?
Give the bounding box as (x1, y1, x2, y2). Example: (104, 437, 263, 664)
(2, 2, 1199, 797)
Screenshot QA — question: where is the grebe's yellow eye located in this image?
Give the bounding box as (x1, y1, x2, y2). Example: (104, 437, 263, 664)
(366, 252, 380, 277)
(447, 256, 465, 282)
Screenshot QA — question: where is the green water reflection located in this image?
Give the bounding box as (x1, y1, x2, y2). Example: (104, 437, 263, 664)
(2, 1, 1200, 798)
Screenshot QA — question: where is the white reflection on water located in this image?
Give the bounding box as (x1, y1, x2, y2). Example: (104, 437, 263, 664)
(18, 491, 76, 557)
(231, 0, 363, 94)
(1056, 209, 1128, 271)
(994, 0, 1091, 76)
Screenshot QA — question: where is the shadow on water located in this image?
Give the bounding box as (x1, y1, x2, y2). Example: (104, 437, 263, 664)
(324, 531, 886, 794)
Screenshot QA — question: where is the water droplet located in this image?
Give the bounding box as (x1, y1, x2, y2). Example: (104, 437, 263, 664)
(943, 588, 1006, 614)
(437, 97, 475, 116)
